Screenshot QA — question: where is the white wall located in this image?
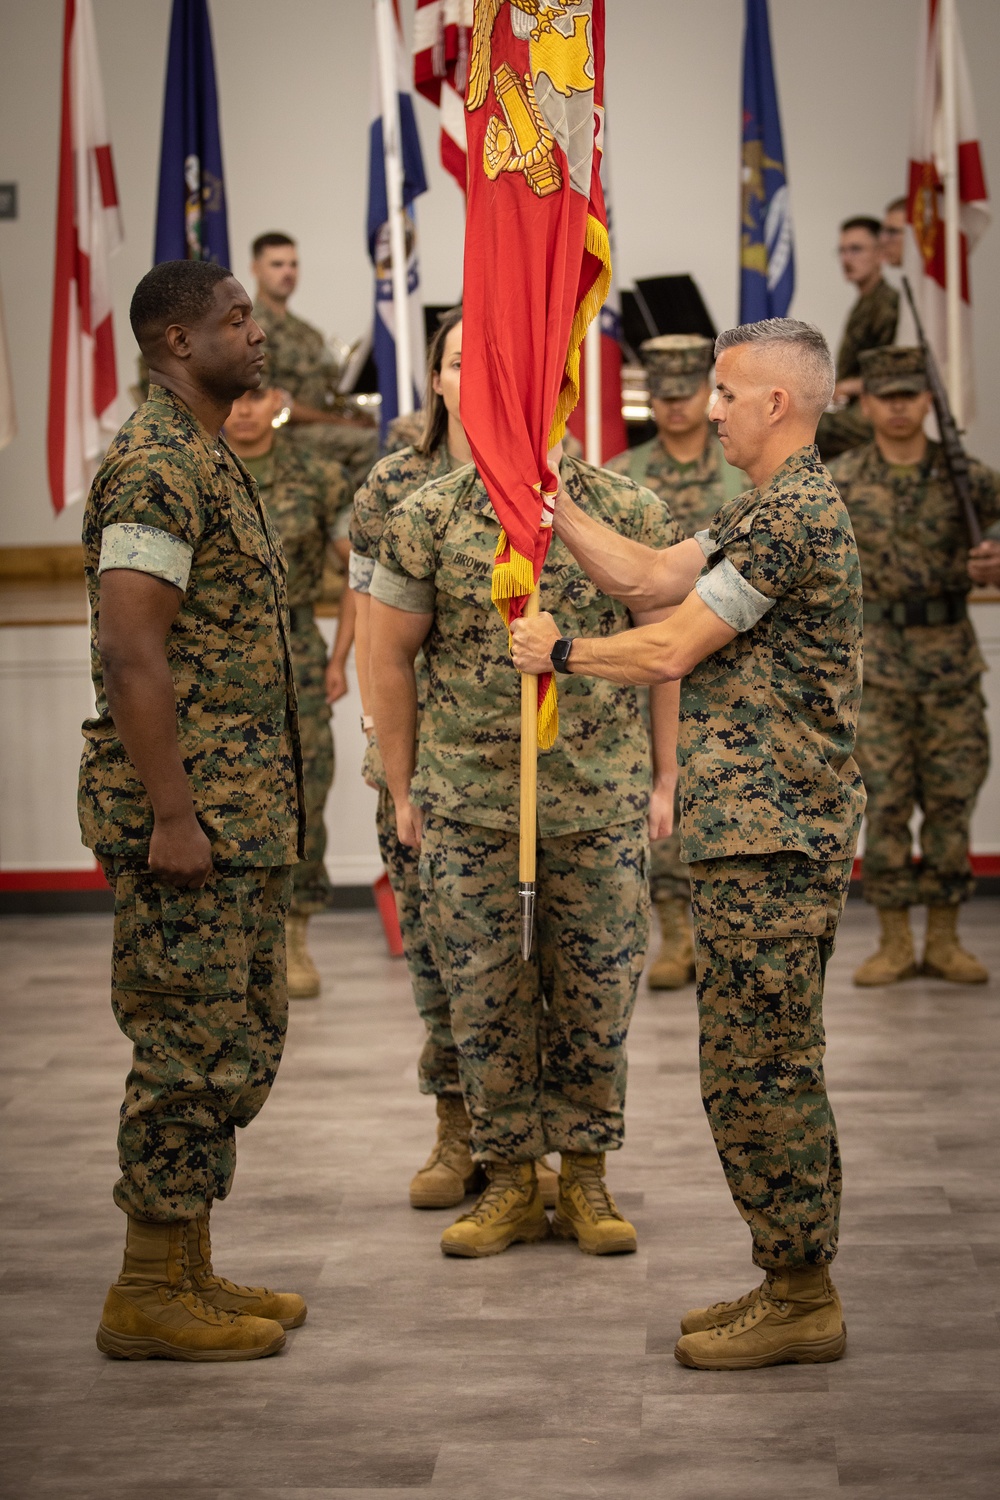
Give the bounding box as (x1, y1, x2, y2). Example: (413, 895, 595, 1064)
(2, 0, 999, 546)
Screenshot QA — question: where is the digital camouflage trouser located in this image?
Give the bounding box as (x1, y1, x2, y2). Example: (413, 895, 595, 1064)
(855, 678, 989, 909)
(107, 863, 292, 1222)
(289, 621, 334, 916)
(419, 815, 650, 1163)
(690, 852, 851, 1271)
(375, 788, 459, 1096)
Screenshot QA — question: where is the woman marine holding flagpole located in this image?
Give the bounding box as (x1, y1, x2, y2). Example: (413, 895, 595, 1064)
(366, 328, 680, 1260)
(351, 314, 557, 1215)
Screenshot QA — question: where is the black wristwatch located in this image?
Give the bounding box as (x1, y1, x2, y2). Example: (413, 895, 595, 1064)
(550, 637, 575, 674)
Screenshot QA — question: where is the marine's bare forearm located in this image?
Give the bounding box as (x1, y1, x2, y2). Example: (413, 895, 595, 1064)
(372, 659, 419, 806)
(555, 490, 706, 610)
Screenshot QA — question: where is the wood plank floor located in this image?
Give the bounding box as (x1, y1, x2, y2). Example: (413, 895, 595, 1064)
(1, 900, 998, 1498)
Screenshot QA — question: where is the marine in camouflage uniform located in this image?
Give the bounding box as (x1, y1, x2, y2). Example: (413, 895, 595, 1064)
(81, 317, 307, 1358)
(349, 439, 460, 1107)
(80, 382, 305, 1225)
(607, 335, 748, 989)
(679, 447, 864, 1286)
(511, 378, 865, 1359)
(817, 272, 898, 460)
(372, 455, 678, 1255)
(252, 299, 379, 491)
(829, 346, 1000, 986)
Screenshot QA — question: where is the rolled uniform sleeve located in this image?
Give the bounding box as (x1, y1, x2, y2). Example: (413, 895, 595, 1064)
(694, 501, 808, 632)
(98, 523, 193, 590)
(95, 446, 206, 592)
(372, 498, 438, 614)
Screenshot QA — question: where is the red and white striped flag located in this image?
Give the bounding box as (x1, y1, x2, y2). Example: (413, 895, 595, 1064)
(47, 0, 123, 514)
(905, 0, 989, 425)
(413, 0, 472, 194)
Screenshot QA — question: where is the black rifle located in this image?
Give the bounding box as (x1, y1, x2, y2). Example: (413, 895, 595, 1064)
(901, 274, 982, 547)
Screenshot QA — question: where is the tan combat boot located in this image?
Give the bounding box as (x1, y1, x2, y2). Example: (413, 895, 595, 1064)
(286, 913, 321, 999)
(440, 1161, 551, 1257)
(853, 907, 917, 986)
(680, 1276, 772, 1335)
(96, 1216, 286, 1361)
(921, 905, 989, 984)
(674, 1265, 846, 1369)
(647, 896, 696, 990)
(552, 1152, 637, 1255)
(410, 1095, 483, 1208)
(186, 1213, 307, 1329)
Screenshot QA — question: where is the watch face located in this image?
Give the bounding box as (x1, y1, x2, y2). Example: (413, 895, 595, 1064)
(552, 637, 573, 672)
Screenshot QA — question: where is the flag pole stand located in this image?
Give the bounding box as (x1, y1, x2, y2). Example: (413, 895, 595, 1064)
(518, 588, 540, 961)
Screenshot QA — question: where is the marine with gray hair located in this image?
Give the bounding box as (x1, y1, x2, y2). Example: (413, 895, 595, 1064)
(606, 333, 748, 991)
(511, 316, 865, 1371)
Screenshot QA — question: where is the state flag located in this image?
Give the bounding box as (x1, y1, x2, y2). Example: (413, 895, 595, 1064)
(739, 0, 794, 323)
(154, 0, 230, 267)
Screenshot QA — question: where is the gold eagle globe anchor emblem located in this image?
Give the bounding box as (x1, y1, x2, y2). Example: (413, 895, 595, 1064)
(467, 0, 593, 200)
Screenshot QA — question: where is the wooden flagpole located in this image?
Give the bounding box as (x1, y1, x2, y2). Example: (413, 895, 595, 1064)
(518, 588, 540, 960)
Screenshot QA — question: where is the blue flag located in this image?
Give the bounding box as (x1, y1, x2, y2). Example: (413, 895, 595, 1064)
(154, 0, 230, 267)
(740, 0, 793, 322)
(367, 8, 427, 444)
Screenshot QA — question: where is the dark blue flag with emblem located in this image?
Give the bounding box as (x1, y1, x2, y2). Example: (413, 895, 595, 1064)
(153, 0, 230, 267)
(739, 0, 793, 321)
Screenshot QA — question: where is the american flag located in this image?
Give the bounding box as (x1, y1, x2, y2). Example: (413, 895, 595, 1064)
(413, 0, 473, 195)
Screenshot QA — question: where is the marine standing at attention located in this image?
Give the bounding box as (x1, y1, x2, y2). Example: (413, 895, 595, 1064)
(829, 347, 1000, 987)
(250, 231, 378, 490)
(351, 311, 560, 1213)
(816, 216, 899, 460)
(369, 419, 680, 1260)
(224, 368, 355, 999)
(512, 319, 865, 1370)
(607, 333, 747, 989)
(79, 261, 307, 1362)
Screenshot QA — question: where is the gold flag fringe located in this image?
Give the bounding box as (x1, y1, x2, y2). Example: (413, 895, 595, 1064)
(537, 675, 559, 750)
(549, 214, 613, 448)
(491, 533, 536, 604)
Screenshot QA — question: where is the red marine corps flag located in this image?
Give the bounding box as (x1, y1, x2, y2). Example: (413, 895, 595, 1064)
(47, 0, 123, 513)
(460, 0, 610, 751)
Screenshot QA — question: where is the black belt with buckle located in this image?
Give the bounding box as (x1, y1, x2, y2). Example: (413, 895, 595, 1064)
(288, 604, 316, 631)
(862, 593, 967, 627)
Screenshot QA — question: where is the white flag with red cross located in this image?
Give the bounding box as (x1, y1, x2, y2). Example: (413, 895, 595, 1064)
(47, 0, 123, 514)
